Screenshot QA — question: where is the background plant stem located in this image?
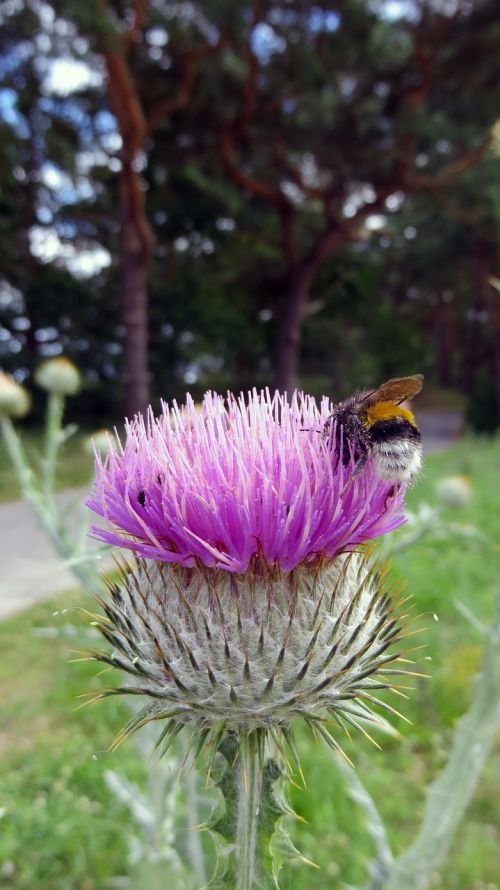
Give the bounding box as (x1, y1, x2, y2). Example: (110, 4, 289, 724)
(44, 392, 65, 517)
(383, 601, 500, 890)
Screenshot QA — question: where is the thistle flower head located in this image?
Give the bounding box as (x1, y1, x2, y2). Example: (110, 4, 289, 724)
(35, 356, 81, 395)
(0, 372, 31, 418)
(87, 390, 406, 573)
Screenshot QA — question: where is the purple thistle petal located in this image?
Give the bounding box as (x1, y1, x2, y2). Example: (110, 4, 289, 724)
(86, 389, 406, 573)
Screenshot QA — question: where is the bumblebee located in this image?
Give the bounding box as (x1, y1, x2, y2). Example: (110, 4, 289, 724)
(325, 374, 423, 485)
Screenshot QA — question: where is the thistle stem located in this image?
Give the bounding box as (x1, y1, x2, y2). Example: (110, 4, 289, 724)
(1, 414, 100, 595)
(0, 415, 36, 493)
(44, 391, 65, 515)
(236, 730, 264, 890)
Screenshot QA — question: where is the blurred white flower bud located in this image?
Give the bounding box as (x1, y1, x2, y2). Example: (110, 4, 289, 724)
(491, 119, 500, 157)
(436, 475, 472, 509)
(83, 429, 114, 458)
(35, 357, 81, 395)
(0, 372, 31, 418)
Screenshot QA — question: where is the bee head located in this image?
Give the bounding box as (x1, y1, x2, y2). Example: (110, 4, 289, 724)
(362, 400, 418, 430)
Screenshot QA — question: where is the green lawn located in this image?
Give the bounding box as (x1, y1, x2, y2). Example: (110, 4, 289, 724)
(0, 427, 94, 503)
(0, 437, 499, 889)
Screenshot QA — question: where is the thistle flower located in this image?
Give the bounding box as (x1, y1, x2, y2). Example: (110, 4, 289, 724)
(88, 390, 406, 572)
(0, 372, 31, 418)
(35, 356, 81, 395)
(86, 389, 414, 888)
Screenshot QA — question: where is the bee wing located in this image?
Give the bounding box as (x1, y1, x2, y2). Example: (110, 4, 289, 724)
(361, 374, 423, 406)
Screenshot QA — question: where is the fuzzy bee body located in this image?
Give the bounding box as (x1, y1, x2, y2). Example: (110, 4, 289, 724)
(326, 375, 423, 486)
(368, 415, 422, 484)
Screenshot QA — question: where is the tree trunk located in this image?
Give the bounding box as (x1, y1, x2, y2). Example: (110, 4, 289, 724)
(274, 272, 311, 396)
(119, 168, 154, 418)
(99, 38, 157, 418)
(492, 248, 500, 426)
(435, 295, 455, 388)
(478, 239, 500, 425)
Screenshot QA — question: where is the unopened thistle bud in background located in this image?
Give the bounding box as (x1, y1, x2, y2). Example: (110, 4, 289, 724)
(436, 475, 472, 509)
(83, 429, 114, 458)
(35, 356, 81, 395)
(0, 372, 31, 418)
(87, 390, 416, 888)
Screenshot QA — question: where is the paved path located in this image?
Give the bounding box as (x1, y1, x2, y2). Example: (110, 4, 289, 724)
(0, 486, 105, 620)
(415, 409, 464, 454)
(0, 411, 464, 621)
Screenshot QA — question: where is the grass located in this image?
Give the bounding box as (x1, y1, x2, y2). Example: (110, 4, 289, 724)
(0, 427, 94, 503)
(0, 437, 499, 888)
(0, 591, 149, 890)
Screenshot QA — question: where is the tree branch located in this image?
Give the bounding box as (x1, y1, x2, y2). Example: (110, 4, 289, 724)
(413, 134, 494, 189)
(220, 129, 290, 209)
(146, 52, 196, 134)
(124, 0, 148, 51)
(98, 3, 227, 258)
(299, 189, 392, 286)
(98, 3, 155, 260)
(232, 1, 263, 139)
(218, 3, 294, 214)
(146, 32, 227, 135)
(271, 140, 331, 200)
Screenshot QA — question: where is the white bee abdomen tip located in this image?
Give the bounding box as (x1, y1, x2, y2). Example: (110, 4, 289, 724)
(373, 442, 422, 484)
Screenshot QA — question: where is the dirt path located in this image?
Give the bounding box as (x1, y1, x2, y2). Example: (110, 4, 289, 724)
(0, 411, 464, 621)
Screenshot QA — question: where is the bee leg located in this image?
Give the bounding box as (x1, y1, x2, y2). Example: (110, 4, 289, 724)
(321, 415, 334, 441)
(340, 453, 369, 496)
(384, 485, 397, 509)
(350, 453, 369, 480)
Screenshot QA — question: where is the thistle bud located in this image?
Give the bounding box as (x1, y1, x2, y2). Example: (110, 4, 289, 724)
(436, 475, 471, 509)
(83, 429, 114, 458)
(491, 119, 500, 157)
(0, 372, 31, 418)
(35, 357, 81, 395)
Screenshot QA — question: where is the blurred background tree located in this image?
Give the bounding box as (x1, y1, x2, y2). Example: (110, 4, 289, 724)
(0, 0, 499, 422)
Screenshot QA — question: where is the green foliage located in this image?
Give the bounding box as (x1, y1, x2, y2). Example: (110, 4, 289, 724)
(1, 440, 500, 889)
(0, 594, 145, 889)
(466, 369, 499, 433)
(0, 426, 92, 503)
(2, 1, 500, 417)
